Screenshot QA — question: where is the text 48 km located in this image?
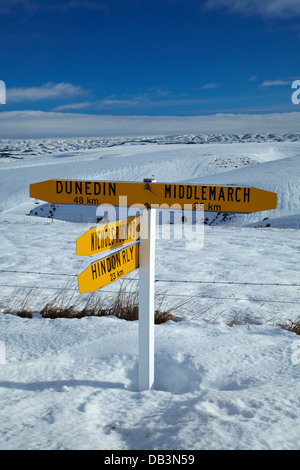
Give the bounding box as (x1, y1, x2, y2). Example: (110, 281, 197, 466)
(74, 196, 98, 205)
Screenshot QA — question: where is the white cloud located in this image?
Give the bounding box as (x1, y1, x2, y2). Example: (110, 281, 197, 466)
(261, 80, 290, 87)
(202, 83, 219, 90)
(0, 110, 300, 139)
(204, 0, 300, 18)
(97, 98, 144, 107)
(52, 90, 184, 112)
(7, 82, 87, 102)
(53, 97, 145, 112)
(53, 102, 94, 111)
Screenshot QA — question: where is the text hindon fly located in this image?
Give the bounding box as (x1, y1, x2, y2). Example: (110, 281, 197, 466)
(91, 246, 135, 280)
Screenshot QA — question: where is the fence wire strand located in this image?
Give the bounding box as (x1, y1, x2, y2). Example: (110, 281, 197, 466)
(0, 269, 299, 287)
(0, 268, 299, 305)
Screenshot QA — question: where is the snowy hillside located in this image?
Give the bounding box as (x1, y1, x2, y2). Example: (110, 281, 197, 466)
(1, 132, 300, 161)
(0, 136, 300, 450)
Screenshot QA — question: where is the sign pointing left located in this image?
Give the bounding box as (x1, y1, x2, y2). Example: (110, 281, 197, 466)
(78, 243, 139, 293)
(76, 217, 139, 257)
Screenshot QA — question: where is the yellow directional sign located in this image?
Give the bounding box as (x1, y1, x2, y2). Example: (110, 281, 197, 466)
(30, 179, 277, 213)
(76, 216, 139, 257)
(78, 243, 139, 293)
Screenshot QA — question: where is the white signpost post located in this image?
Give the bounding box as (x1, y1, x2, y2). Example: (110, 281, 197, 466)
(138, 208, 156, 391)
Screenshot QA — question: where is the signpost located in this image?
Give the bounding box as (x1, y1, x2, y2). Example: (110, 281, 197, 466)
(30, 179, 277, 213)
(30, 177, 278, 392)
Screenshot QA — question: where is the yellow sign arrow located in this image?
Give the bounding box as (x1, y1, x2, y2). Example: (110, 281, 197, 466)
(78, 243, 139, 293)
(30, 179, 277, 213)
(76, 216, 139, 257)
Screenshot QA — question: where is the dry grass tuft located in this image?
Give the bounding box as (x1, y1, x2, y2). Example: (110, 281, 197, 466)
(278, 316, 300, 335)
(16, 309, 33, 319)
(288, 318, 300, 335)
(2, 288, 35, 318)
(1, 279, 181, 324)
(226, 309, 262, 328)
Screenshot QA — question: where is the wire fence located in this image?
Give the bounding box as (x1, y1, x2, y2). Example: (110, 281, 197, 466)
(1, 269, 299, 287)
(0, 268, 299, 305)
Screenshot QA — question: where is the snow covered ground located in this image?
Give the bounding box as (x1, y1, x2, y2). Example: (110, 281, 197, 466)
(0, 135, 300, 450)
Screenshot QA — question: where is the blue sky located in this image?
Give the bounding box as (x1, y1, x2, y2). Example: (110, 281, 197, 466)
(0, 0, 300, 118)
